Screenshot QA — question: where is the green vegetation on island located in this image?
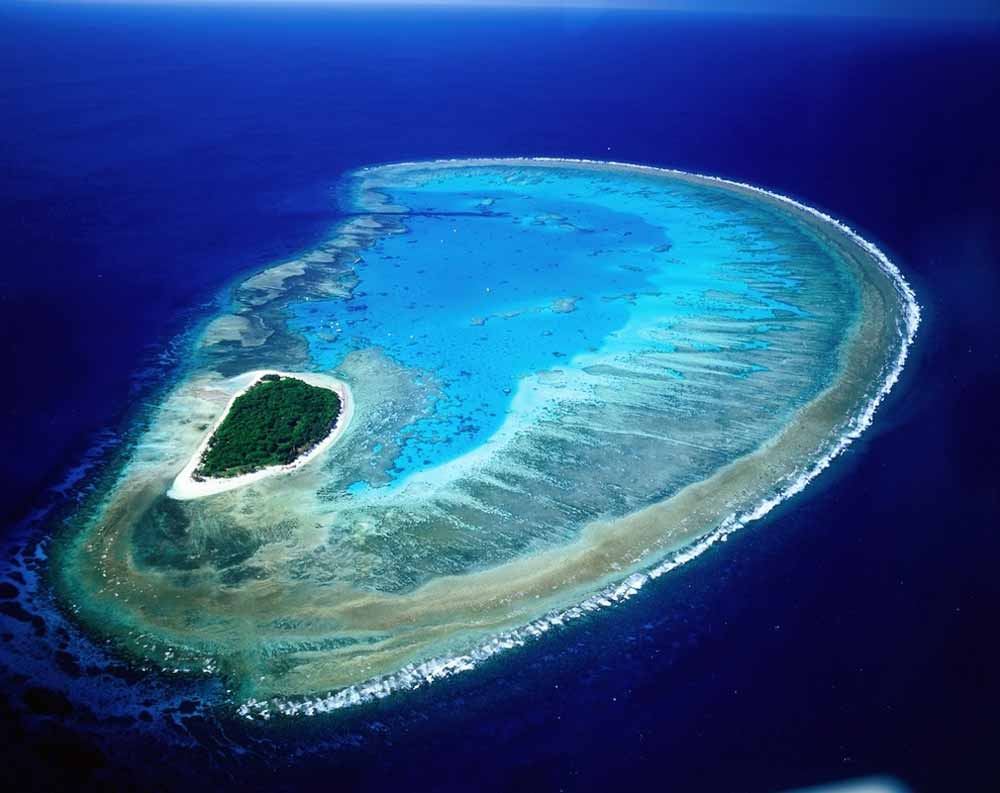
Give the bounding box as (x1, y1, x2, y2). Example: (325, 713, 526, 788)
(194, 374, 341, 479)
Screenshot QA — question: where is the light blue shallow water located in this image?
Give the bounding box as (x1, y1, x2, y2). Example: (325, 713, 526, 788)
(289, 166, 827, 487)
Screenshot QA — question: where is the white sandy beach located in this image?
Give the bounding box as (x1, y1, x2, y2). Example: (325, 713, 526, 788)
(167, 370, 354, 501)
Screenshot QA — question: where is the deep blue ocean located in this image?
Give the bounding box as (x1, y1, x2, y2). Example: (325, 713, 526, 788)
(1, 5, 998, 792)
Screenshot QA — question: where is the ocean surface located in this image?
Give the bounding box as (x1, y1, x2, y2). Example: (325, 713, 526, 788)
(1, 5, 998, 792)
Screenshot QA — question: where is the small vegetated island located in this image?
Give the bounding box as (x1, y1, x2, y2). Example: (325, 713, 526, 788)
(194, 374, 342, 480)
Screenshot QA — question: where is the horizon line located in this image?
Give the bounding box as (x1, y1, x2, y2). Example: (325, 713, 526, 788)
(14, 0, 1000, 23)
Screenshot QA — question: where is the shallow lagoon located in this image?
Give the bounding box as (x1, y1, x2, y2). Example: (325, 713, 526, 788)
(290, 165, 822, 485)
(55, 160, 914, 714)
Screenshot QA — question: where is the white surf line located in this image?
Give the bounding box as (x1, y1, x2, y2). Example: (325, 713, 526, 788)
(237, 160, 921, 719)
(168, 370, 353, 501)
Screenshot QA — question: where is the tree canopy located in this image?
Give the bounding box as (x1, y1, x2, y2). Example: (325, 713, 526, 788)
(195, 376, 341, 479)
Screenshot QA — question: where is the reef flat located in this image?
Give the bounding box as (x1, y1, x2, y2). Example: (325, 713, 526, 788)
(53, 159, 918, 717)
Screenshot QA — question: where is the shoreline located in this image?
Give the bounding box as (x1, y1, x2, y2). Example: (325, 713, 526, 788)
(167, 370, 354, 501)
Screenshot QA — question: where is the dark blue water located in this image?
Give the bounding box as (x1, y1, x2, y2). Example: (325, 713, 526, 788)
(1, 5, 997, 792)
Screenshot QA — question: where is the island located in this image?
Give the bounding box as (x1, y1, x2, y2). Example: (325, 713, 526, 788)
(168, 370, 353, 500)
(196, 374, 340, 478)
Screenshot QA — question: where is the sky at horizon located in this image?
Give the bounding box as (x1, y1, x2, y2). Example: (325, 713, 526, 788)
(15, 0, 1000, 23)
